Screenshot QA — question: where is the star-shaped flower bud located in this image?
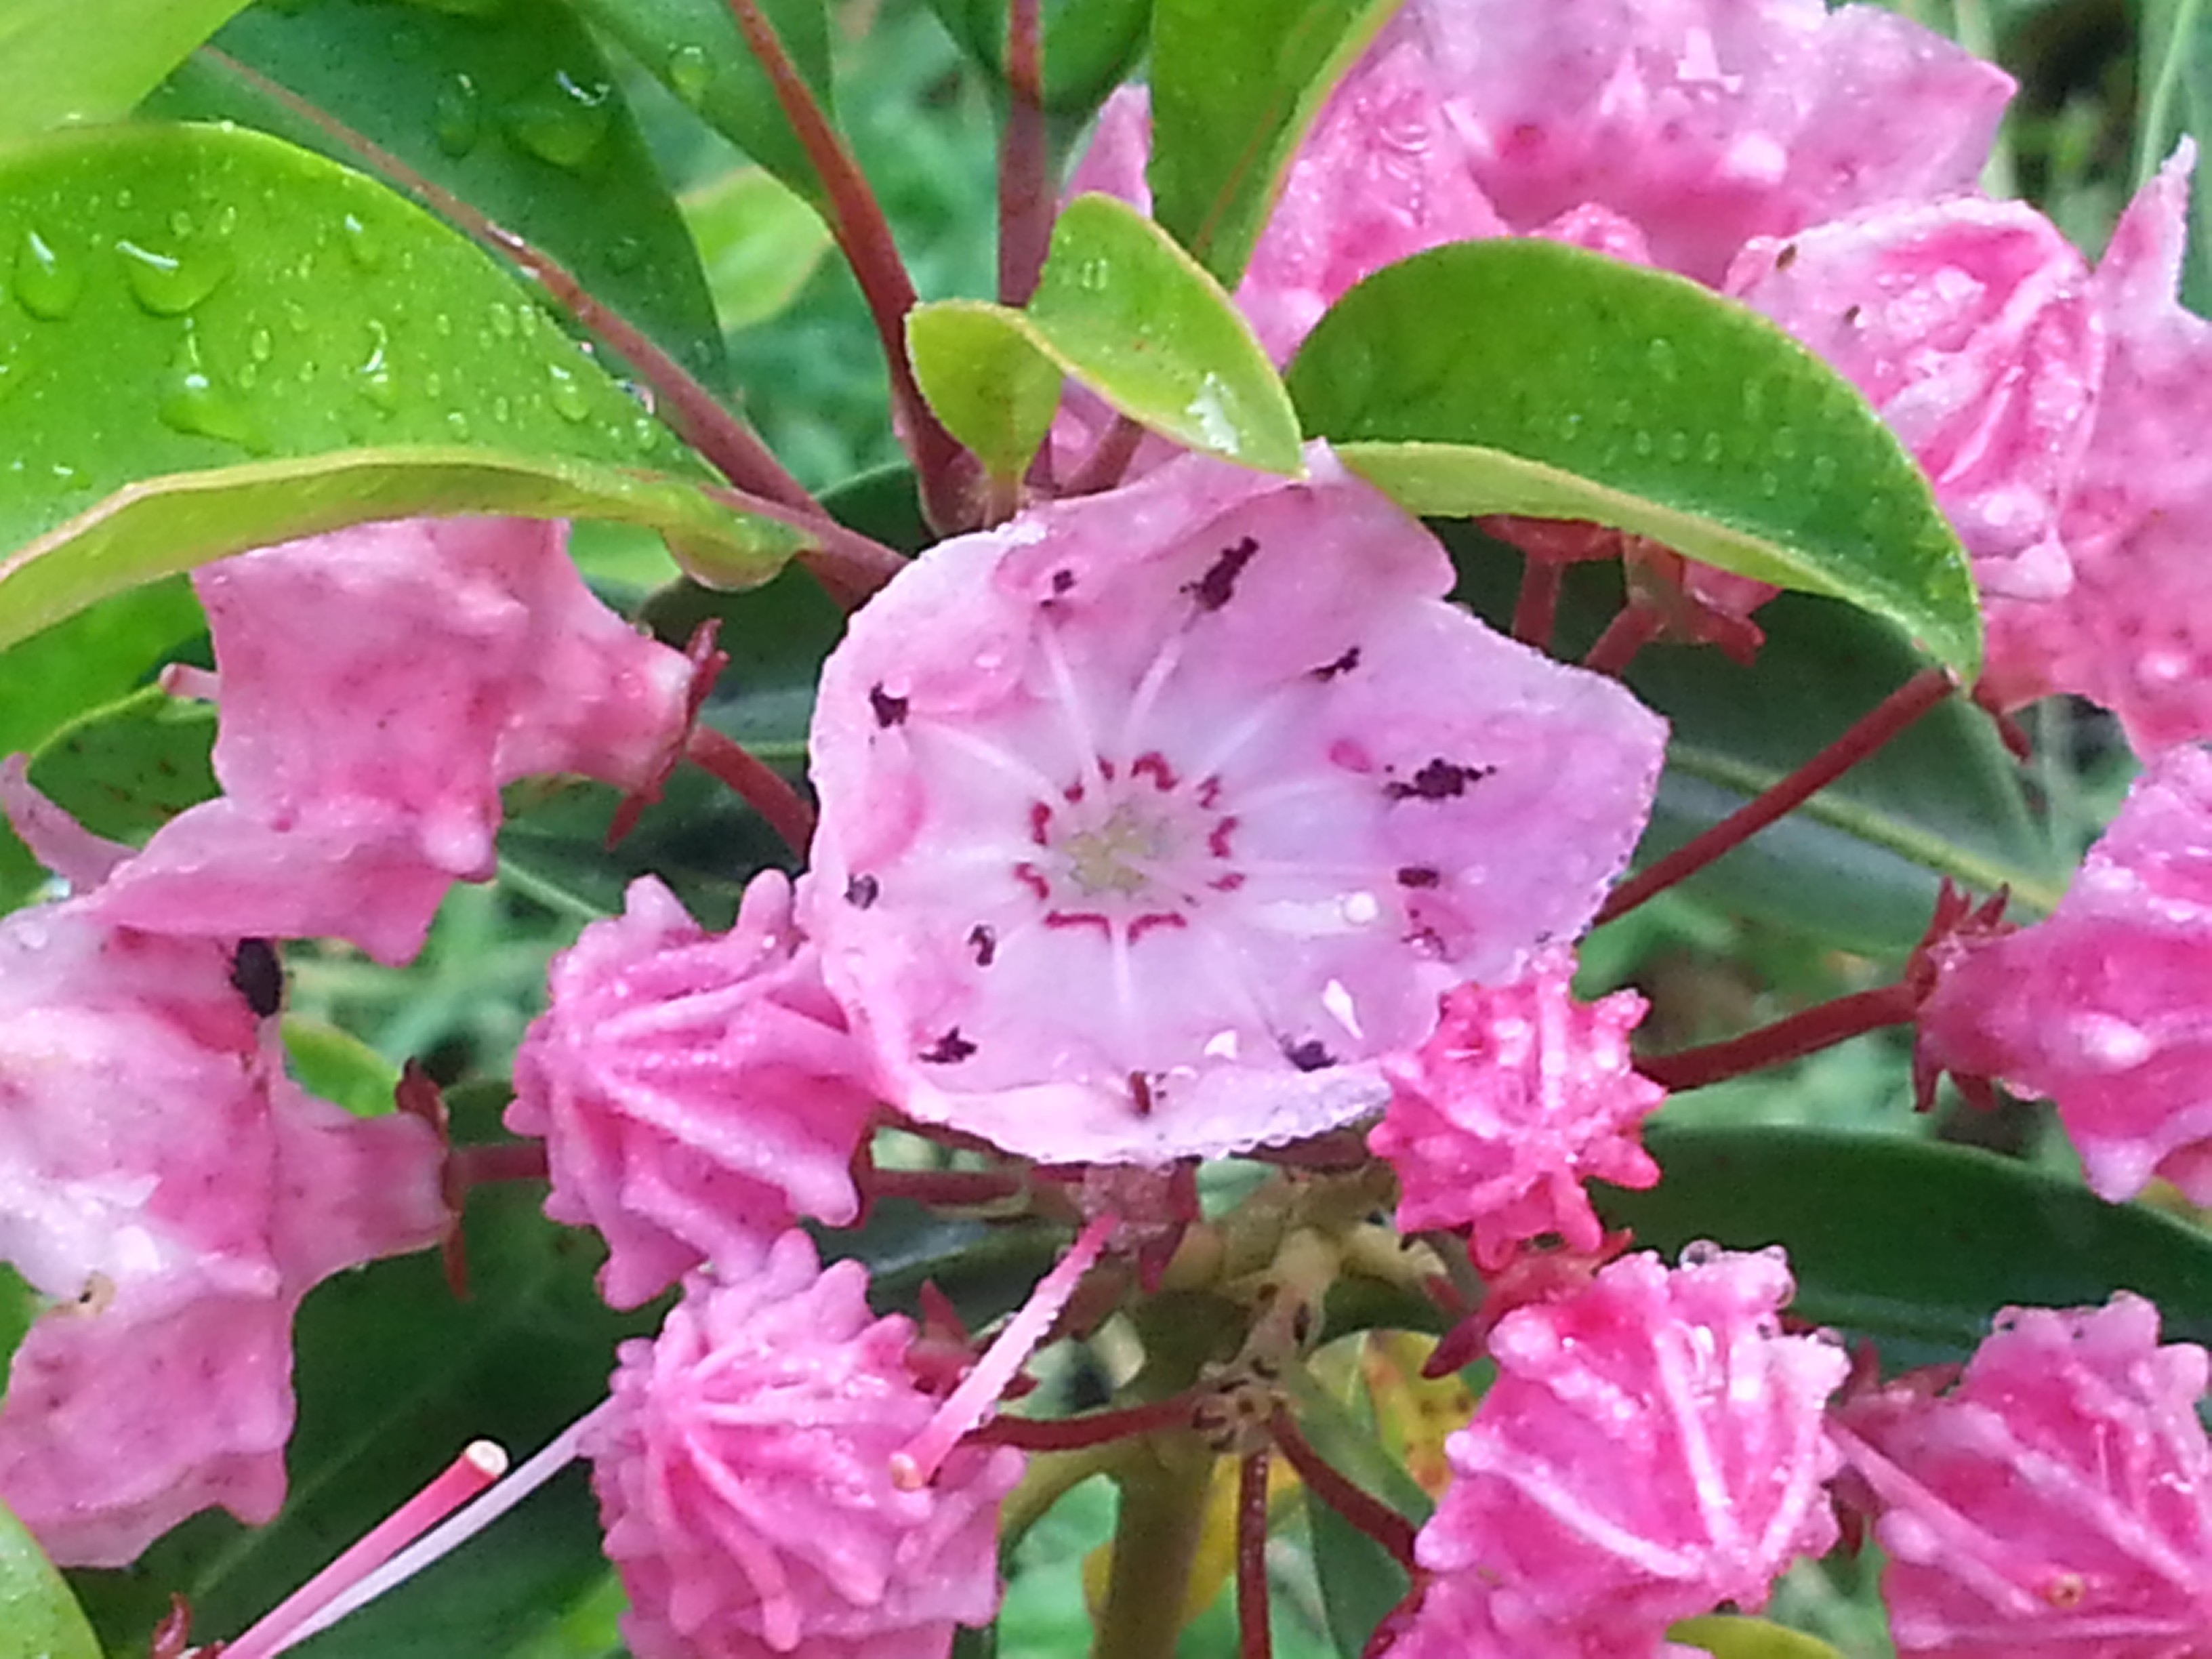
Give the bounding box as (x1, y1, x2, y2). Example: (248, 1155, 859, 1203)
(802, 447, 1667, 1166)
(1918, 743, 2212, 1204)
(1837, 1294, 2212, 1657)
(89, 517, 699, 964)
(1370, 948, 1664, 1268)
(588, 1231, 1023, 1659)
(506, 872, 880, 1311)
(1396, 1246, 1846, 1656)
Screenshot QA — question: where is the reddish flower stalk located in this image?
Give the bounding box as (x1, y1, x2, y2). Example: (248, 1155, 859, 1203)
(1596, 665, 1955, 924)
(1063, 411, 1151, 496)
(1581, 602, 1665, 675)
(1512, 557, 1564, 651)
(998, 0, 1050, 307)
(971, 1391, 1204, 1450)
(1637, 981, 1921, 1091)
(860, 1164, 1027, 1208)
(682, 726, 818, 859)
(1238, 1447, 1274, 1659)
(449, 1141, 550, 1188)
(1269, 1408, 1419, 1571)
(720, 0, 969, 528)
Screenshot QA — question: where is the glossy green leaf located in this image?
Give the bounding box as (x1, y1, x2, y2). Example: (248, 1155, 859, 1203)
(0, 1500, 100, 1659)
(568, 0, 836, 205)
(1148, 0, 1401, 285)
(2137, 0, 2212, 312)
(148, 0, 727, 388)
(1289, 241, 1984, 678)
(23, 686, 217, 848)
(1443, 532, 2062, 952)
(0, 123, 802, 651)
(682, 165, 832, 333)
(1018, 193, 1304, 472)
(1597, 1127, 2212, 1372)
(921, 0, 1153, 117)
(0, 0, 248, 139)
(1671, 1616, 1847, 1659)
(908, 299, 1063, 480)
(1285, 1368, 1429, 1659)
(283, 1016, 403, 1119)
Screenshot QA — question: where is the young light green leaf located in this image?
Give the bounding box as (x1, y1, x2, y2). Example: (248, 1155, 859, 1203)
(682, 166, 832, 333)
(907, 300, 1063, 480)
(1289, 241, 1984, 679)
(148, 0, 728, 390)
(921, 0, 1152, 118)
(1671, 1616, 1848, 1659)
(0, 123, 802, 651)
(1021, 192, 1305, 473)
(1147, 0, 1401, 285)
(0, 1499, 101, 1659)
(0, 0, 249, 139)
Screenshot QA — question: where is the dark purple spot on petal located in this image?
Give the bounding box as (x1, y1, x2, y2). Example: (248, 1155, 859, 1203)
(1385, 758, 1496, 802)
(968, 924, 998, 966)
(1283, 1038, 1336, 1072)
(1311, 646, 1361, 681)
(1129, 1070, 1154, 1117)
(845, 874, 880, 908)
(1185, 536, 1260, 612)
(869, 684, 909, 728)
(1052, 568, 1076, 594)
(1843, 303, 1864, 327)
(230, 939, 283, 1018)
(1774, 241, 1799, 271)
(922, 1027, 977, 1065)
(1395, 865, 1441, 888)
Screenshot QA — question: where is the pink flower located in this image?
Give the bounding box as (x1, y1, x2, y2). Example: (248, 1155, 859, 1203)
(1394, 1247, 1846, 1656)
(87, 517, 700, 964)
(588, 1231, 1022, 1659)
(0, 900, 446, 1565)
(1837, 1294, 2212, 1658)
(1728, 196, 2102, 606)
(800, 447, 1666, 1166)
(1918, 743, 2212, 1205)
(1983, 145, 2212, 752)
(1369, 947, 1664, 1269)
(506, 872, 880, 1311)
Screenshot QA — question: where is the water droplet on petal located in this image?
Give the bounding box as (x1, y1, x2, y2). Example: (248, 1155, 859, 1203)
(14, 228, 83, 321)
(667, 44, 714, 107)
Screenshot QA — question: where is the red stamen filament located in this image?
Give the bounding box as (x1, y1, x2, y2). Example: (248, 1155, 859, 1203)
(1269, 1408, 1419, 1571)
(1512, 558, 1564, 652)
(1637, 981, 1921, 1092)
(683, 726, 819, 859)
(970, 1391, 1204, 1450)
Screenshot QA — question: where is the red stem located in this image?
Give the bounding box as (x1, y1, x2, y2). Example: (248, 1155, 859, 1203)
(1064, 413, 1149, 497)
(1237, 1448, 1273, 1659)
(1512, 558, 1563, 651)
(998, 0, 1050, 307)
(683, 727, 817, 858)
(720, 0, 970, 529)
(1580, 604, 1663, 676)
(450, 1142, 550, 1188)
(1269, 1408, 1418, 1571)
(1637, 981, 1921, 1092)
(970, 1391, 1200, 1450)
(863, 1166, 1027, 1208)
(1595, 665, 1955, 926)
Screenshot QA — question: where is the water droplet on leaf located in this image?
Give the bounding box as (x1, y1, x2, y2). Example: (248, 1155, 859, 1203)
(447, 409, 472, 440)
(434, 73, 483, 158)
(668, 44, 714, 107)
(504, 70, 613, 170)
(340, 212, 384, 272)
(115, 237, 232, 316)
(159, 325, 268, 453)
(546, 361, 589, 422)
(14, 228, 82, 321)
(356, 318, 397, 411)
(1646, 337, 1677, 382)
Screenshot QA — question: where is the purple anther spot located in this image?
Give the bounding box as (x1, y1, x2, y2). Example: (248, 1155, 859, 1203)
(1185, 536, 1260, 612)
(868, 684, 909, 729)
(1311, 646, 1361, 681)
(967, 924, 998, 967)
(1396, 865, 1442, 888)
(1386, 758, 1496, 802)
(844, 874, 880, 909)
(1283, 1038, 1336, 1073)
(921, 1027, 978, 1065)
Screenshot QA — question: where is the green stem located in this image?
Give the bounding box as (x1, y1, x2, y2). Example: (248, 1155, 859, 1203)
(1095, 1435, 1214, 1659)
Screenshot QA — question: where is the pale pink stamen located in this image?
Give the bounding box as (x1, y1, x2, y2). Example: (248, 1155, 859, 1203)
(890, 1212, 1118, 1490)
(222, 1440, 508, 1659)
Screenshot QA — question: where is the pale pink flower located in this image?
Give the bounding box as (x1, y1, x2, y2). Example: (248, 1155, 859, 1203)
(801, 447, 1666, 1166)
(1837, 1294, 2212, 1658)
(1982, 145, 2212, 752)
(1728, 196, 2102, 606)
(1919, 743, 2212, 1205)
(506, 872, 880, 1311)
(1368, 948, 1664, 1268)
(1398, 1247, 1846, 1656)
(588, 1231, 1022, 1659)
(88, 517, 699, 964)
(0, 900, 446, 1565)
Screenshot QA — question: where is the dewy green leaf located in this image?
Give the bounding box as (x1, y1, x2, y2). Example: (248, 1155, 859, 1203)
(0, 1498, 101, 1659)
(921, 0, 1153, 118)
(0, 0, 249, 140)
(148, 0, 728, 390)
(1597, 1128, 2212, 1372)
(681, 166, 832, 334)
(568, 0, 835, 207)
(1289, 240, 1985, 679)
(1147, 0, 1401, 285)
(0, 123, 803, 652)
(907, 300, 1063, 481)
(1020, 193, 1305, 473)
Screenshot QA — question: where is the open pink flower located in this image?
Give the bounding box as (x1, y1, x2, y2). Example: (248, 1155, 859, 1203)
(588, 1231, 1021, 1659)
(0, 899, 445, 1565)
(506, 872, 880, 1311)
(1394, 1247, 1846, 1657)
(1369, 947, 1664, 1268)
(88, 517, 699, 964)
(1837, 1294, 2212, 1657)
(1919, 743, 2212, 1205)
(802, 447, 1666, 1166)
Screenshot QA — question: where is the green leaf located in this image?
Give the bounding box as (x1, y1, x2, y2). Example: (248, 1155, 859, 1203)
(1017, 193, 1304, 473)
(1281, 1369, 1427, 1658)
(0, 123, 802, 651)
(1147, 0, 1401, 285)
(282, 1016, 403, 1119)
(921, 0, 1153, 118)
(1671, 1616, 1847, 1659)
(2137, 0, 2212, 312)
(908, 300, 1063, 480)
(681, 165, 832, 333)
(0, 0, 249, 139)
(568, 0, 835, 205)
(0, 1500, 100, 1659)
(1597, 1127, 2212, 1372)
(147, 0, 728, 389)
(23, 686, 217, 848)
(1288, 240, 1984, 679)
